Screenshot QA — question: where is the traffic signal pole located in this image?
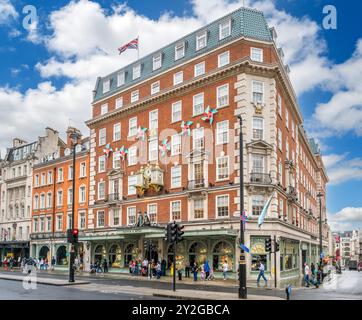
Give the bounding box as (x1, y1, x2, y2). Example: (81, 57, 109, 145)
(274, 235, 277, 289)
(173, 243, 176, 292)
(68, 140, 76, 283)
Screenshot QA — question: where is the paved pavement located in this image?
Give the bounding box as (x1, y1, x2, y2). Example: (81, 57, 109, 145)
(291, 270, 362, 300)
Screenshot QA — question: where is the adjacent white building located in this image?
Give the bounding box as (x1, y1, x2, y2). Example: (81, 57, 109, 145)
(0, 128, 61, 261)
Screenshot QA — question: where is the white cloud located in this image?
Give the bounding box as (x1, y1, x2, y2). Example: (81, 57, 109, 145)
(322, 153, 362, 185)
(0, 0, 17, 25)
(329, 207, 362, 232)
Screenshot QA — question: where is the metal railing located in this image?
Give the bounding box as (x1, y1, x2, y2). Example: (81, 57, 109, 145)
(108, 193, 120, 202)
(250, 173, 272, 184)
(187, 179, 205, 189)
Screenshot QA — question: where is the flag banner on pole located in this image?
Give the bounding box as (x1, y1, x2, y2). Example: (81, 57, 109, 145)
(241, 210, 248, 230)
(118, 37, 139, 54)
(240, 243, 250, 253)
(258, 192, 274, 228)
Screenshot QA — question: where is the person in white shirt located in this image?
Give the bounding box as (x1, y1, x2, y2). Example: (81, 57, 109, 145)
(257, 261, 268, 287)
(222, 261, 228, 280)
(304, 263, 310, 287)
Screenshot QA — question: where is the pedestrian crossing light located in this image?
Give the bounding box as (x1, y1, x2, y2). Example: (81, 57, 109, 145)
(275, 241, 280, 252)
(265, 237, 272, 252)
(176, 224, 185, 243)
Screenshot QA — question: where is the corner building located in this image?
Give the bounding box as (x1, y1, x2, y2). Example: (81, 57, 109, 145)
(84, 7, 330, 285)
(30, 127, 89, 267)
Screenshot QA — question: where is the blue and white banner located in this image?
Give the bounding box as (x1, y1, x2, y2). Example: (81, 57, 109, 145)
(258, 192, 275, 228)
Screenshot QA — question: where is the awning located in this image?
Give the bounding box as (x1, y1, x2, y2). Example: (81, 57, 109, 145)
(0, 241, 30, 249)
(184, 229, 238, 237)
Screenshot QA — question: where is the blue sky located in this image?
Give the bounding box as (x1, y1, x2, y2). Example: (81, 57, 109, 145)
(0, 0, 361, 230)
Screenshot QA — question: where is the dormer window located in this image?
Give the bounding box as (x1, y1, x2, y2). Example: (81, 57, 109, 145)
(102, 79, 110, 93)
(196, 31, 207, 51)
(175, 42, 185, 60)
(219, 19, 231, 40)
(153, 53, 162, 70)
(132, 64, 141, 80)
(117, 71, 125, 86)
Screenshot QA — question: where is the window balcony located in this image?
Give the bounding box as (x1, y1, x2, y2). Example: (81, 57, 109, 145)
(187, 179, 205, 190)
(250, 173, 272, 185)
(107, 193, 121, 203)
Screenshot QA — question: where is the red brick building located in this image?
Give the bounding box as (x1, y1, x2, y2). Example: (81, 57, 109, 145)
(30, 127, 89, 266)
(82, 7, 330, 284)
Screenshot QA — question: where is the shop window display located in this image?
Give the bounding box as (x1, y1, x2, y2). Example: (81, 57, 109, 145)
(108, 244, 121, 268)
(250, 236, 269, 272)
(212, 241, 233, 272)
(188, 242, 207, 266)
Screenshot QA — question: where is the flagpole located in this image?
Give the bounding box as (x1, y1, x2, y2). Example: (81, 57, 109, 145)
(137, 35, 139, 60)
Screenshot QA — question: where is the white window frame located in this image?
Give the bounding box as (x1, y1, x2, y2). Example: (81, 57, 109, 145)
(148, 138, 158, 162)
(102, 79, 110, 93)
(98, 155, 106, 173)
(149, 109, 158, 130)
(216, 120, 229, 145)
(152, 53, 162, 70)
(196, 31, 207, 51)
(115, 97, 123, 109)
(80, 162, 86, 178)
(170, 200, 181, 221)
(117, 72, 125, 87)
(216, 84, 229, 108)
(128, 117, 137, 136)
(113, 123, 121, 141)
(193, 92, 204, 116)
(127, 176, 137, 195)
(251, 47, 263, 62)
(79, 185, 86, 203)
(127, 206, 136, 226)
(57, 189, 63, 207)
(252, 81, 264, 104)
(171, 101, 182, 123)
(131, 90, 139, 103)
(132, 64, 141, 80)
(278, 94, 282, 116)
(218, 51, 230, 68)
(147, 203, 157, 224)
(216, 194, 229, 218)
(79, 211, 86, 230)
(98, 128, 106, 146)
(252, 117, 264, 140)
(57, 168, 63, 182)
(175, 42, 185, 60)
(97, 181, 105, 200)
(173, 71, 183, 85)
(216, 156, 229, 181)
(171, 166, 182, 188)
(128, 146, 137, 166)
(194, 61, 205, 77)
(171, 134, 181, 155)
(97, 210, 105, 228)
(101, 103, 108, 115)
(219, 19, 231, 40)
(192, 127, 204, 150)
(67, 188, 73, 205)
(151, 81, 160, 95)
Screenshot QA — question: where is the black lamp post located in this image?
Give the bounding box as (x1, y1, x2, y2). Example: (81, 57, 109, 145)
(68, 131, 81, 283)
(317, 192, 323, 266)
(238, 115, 247, 299)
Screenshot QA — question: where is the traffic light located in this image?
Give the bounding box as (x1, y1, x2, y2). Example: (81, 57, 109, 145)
(275, 241, 280, 252)
(170, 222, 177, 243)
(67, 228, 79, 244)
(165, 224, 172, 243)
(72, 228, 79, 244)
(265, 237, 272, 252)
(176, 224, 185, 243)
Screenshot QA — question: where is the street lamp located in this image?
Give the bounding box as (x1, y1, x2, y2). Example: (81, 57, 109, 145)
(317, 192, 323, 266)
(68, 130, 81, 283)
(238, 115, 247, 299)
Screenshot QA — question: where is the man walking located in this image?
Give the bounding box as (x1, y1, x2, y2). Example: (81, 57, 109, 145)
(256, 261, 268, 287)
(304, 262, 311, 287)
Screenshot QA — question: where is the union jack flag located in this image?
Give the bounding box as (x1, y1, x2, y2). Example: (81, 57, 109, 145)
(118, 37, 139, 54)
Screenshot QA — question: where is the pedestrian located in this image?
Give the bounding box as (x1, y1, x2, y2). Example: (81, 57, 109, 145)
(222, 260, 229, 281)
(44, 258, 49, 271)
(311, 263, 315, 276)
(51, 256, 56, 271)
(156, 261, 161, 279)
(185, 260, 190, 278)
(200, 263, 205, 281)
(207, 267, 215, 281)
(304, 262, 310, 287)
(40, 258, 44, 270)
(256, 261, 267, 286)
(192, 262, 198, 281)
(204, 260, 210, 279)
(161, 259, 167, 276)
(9, 257, 14, 271)
(103, 259, 108, 273)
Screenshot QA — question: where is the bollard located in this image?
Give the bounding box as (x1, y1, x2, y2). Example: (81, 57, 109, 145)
(285, 285, 292, 300)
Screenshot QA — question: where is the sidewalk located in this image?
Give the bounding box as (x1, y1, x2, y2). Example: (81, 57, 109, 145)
(153, 289, 284, 300)
(0, 273, 89, 286)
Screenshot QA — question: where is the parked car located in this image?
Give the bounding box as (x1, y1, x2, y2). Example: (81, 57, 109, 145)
(358, 262, 362, 272)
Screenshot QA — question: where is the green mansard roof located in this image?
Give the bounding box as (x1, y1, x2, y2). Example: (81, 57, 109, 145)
(93, 7, 274, 103)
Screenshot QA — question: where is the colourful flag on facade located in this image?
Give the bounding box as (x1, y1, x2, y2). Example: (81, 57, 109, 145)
(118, 37, 139, 54)
(258, 192, 274, 228)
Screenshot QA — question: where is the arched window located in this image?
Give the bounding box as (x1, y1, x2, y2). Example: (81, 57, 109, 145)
(188, 242, 207, 266)
(34, 194, 39, 209)
(40, 193, 45, 209)
(212, 241, 233, 272)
